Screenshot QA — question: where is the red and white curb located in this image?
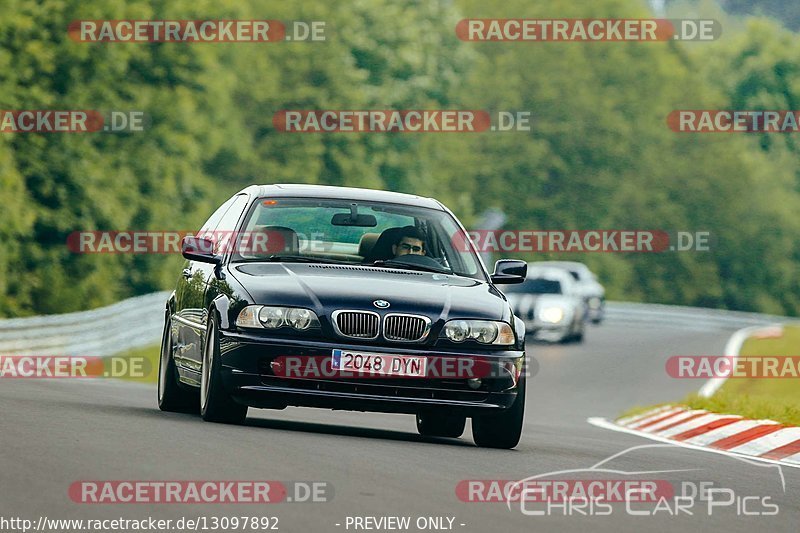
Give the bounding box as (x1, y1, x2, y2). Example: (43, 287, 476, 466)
(588, 324, 800, 468)
(589, 405, 800, 468)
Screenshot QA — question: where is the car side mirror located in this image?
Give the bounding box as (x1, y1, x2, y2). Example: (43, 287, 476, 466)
(491, 259, 527, 284)
(181, 236, 221, 265)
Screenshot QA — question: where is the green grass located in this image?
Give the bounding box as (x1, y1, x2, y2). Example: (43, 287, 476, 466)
(107, 344, 160, 383)
(683, 324, 800, 426)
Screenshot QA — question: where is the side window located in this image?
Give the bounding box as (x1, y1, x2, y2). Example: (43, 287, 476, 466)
(217, 194, 249, 232)
(198, 196, 236, 237)
(213, 194, 250, 254)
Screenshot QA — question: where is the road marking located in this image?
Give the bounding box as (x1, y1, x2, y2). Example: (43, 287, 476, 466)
(698, 324, 783, 398)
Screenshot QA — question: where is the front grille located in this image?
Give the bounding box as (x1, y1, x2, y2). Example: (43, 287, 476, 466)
(384, 314, 430, 342)
(334, 311, 379, 339)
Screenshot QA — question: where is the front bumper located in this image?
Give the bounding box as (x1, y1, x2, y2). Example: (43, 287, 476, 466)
(523, 319, 571, 341)
(217, 330, 525, 415)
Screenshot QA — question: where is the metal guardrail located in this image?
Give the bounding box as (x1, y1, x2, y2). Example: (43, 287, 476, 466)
(604, 301, 792, 331)
(0, 293, 793, 358)
(0, 291, 170, 357)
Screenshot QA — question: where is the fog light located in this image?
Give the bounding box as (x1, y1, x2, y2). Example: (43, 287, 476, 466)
(467, 378, 482, 390)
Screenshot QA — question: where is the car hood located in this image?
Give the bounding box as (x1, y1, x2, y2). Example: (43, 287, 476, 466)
(230, 263, 509, 322)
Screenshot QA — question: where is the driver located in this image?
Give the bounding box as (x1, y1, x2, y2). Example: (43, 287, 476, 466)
(392, 226, 426, 258)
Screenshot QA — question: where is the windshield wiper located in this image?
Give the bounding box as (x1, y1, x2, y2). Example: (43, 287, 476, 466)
(238, 255, 350, 265)
(371, 259, 452, 275)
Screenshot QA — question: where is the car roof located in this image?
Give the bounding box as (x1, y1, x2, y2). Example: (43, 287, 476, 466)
(526, 266, 574, 281)
(239, 184, 445, 210)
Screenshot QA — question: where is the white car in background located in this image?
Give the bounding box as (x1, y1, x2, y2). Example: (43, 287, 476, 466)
(503, 266, 585, 343)
(533, 261, 605, 324)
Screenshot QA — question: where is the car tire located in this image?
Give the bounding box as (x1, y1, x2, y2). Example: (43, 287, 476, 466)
(416, 412, 467, 438)
(571, 321, 586, 343)
(200, 313, 248, 424)
(158, 313, 198, 413)
(471, 377, 525, 449)
(559, 328, 576, 344)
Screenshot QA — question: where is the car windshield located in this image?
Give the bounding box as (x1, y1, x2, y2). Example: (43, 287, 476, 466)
(505, 277, 562, 294)
(229, 197, 485, 280)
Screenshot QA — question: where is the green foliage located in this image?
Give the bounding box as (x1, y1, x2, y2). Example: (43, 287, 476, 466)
(1, 0, 799, 316)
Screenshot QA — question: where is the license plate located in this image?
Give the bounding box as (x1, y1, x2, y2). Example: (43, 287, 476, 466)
(331, 349, 427, 378)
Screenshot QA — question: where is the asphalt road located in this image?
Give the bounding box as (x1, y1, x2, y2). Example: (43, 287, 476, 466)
(1, 318, 798, 533)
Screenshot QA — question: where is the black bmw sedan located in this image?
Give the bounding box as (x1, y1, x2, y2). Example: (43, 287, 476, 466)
(158, 184, 528, 448)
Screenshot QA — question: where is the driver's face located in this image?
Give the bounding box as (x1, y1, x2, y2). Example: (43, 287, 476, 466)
(393, 237, 425, 257)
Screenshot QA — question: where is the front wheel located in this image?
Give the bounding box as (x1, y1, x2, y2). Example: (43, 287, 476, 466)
(200, 314, 248, 424)
(416, 412, 466, 438)
(471, 377, 525, 449)
(158, 313, 198, 413)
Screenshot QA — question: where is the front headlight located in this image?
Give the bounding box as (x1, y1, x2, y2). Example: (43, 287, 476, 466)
(444, 320, 470, 342)
(259, 307, 286, 328)
(539, 307, 565, 324)
(236, 305, 320, 330)
(286, 308, 315, 330)
(442, 320, 515, 346)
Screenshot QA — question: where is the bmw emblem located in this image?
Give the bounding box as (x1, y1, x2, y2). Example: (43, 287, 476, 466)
(373, 300, 390, 309)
